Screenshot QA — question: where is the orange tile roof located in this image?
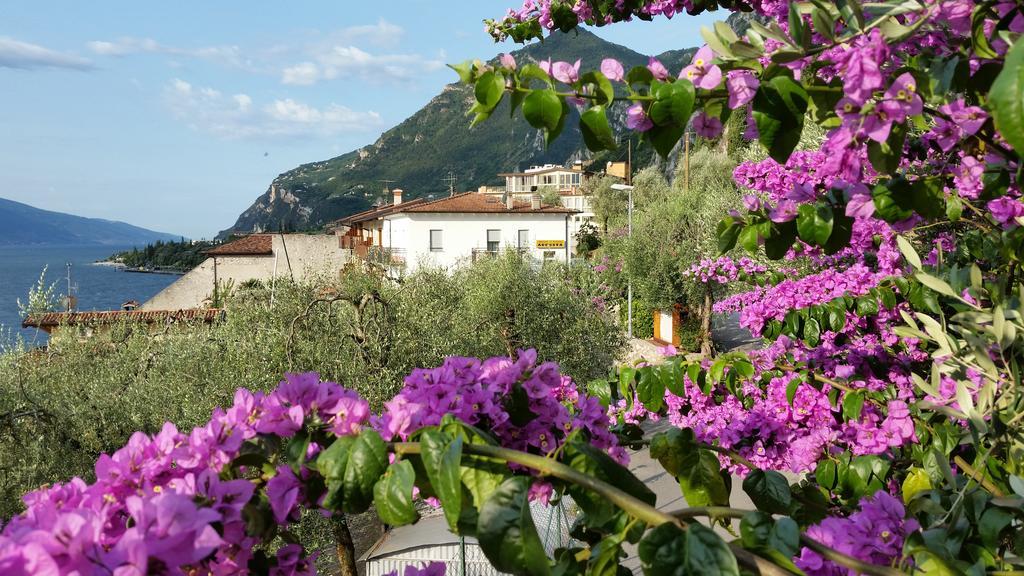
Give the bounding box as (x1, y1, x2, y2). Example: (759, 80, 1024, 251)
(206, 234, 273, 256)
(328, 198, 430, 228)
(398, 193, 576, 214)
(22, 309, 225, 329)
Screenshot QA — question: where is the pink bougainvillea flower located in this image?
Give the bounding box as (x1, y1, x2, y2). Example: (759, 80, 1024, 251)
(883, 73, 922, 118)
(551, 59, 580, 84)
(681, 45, 722, 89)
(647, 57, 670, 80)
(499, 53, 516, 70)
(693, 111, 723, 138)
(600, 58, 625, 81)
(626, 103, 654, 132)
(538, 58, 553, 77)
(845, 189, 876, 219)
(769, 199, 798, 222)
(725, 69, 758, 108)
(988, 196, 1024, 227)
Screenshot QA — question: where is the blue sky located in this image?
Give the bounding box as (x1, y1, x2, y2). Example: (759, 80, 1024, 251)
(1, 2, 718, 239)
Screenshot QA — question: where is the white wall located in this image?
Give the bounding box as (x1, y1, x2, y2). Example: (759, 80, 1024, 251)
(383, 213, 571, 272)
(142, 235, 349, 310)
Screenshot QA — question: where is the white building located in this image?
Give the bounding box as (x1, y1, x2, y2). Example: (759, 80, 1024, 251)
(492, 163, 596, 253)
(331, 189, 577, 273)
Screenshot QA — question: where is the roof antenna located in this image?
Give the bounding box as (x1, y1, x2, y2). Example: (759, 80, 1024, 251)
(442, 171, 457, 197)
(379, 179, 396, 194)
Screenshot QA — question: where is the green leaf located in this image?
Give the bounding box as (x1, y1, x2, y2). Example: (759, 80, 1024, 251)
(752, 76, 809, 163)
(475, 71, 505, 111)
(915, 272, 958, 298)
(522, 89, 563, 134)
(626, 65, 654, 85)
(580, 106, 618, 152)
(679, 449, 731, 508)
(796, 203, 834, 246)
(979, 507, 1013, 549)
(373, 460, 419, 526)
(842, 391, 865, 421)
(812, 6, 835, 41)
(785, 376, 802, 406)
(988, 40, 1024, 154)
(647, 123, 685, 158)
(764, 221, 797, 260)
(855, 295, 879, 317)
(768, 517, 800, 558)
(901, 467, 932, 503)
(318, 430, 389, 513)
(580, 71, 614, 106)
(897, 235, 922, 269)
(686, 523, 739, 576)
(638, 522, 686, 576)
(449, 61, 474, 84)
(650, 427, 698, 477)
(285, 430, 311, 473)
(637, 367, 666, 412)
(717, 218, 742, 254)
(742, 469, 792, 514)
(477, 477, 551, 576)
(803, 317, 821, 347)
(971, 4, 999, 59)
(738, 223, 761, 253)
(420, 429, 464, 531)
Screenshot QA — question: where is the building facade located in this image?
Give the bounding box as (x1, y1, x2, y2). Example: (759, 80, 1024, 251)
(331, 190, 576, 273)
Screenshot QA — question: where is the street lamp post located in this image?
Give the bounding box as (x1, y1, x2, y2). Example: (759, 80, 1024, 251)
(611, 183, 635, 339)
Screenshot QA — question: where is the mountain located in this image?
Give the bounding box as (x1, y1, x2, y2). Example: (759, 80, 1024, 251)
(220, 29, 700, 238)
(0, 197, 180, 246)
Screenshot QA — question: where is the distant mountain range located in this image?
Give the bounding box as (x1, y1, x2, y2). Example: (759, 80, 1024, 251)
(0, 197, 180, 246)
(218, 28, 709, 238)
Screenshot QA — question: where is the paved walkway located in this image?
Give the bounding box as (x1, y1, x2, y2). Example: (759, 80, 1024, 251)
(624, 312, 759, 364)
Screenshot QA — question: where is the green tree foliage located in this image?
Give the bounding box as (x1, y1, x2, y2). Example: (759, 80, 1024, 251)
(586, 174, 628, 233)
(108, 238, 217, 272)
(0, 254, 622, 519)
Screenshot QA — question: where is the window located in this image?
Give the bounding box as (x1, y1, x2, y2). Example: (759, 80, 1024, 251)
(429, 229, 443, 252)
(517, 229, 529, 249)
(487, 229, 501, 253)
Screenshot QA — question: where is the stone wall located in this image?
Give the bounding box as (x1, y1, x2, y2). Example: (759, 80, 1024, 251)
(142, 235, 348, 310)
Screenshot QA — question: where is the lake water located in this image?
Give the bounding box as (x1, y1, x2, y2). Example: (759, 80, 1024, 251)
(0, 245, 178, 344)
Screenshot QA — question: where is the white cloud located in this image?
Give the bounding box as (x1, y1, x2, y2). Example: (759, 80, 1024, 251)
(328, 19, 405, 48)
(0, 37, 93, 70)
(280, 44, 444, 86)
(164, 78, 382, 139)
(281, 62, 319, 86)
(86, 37, 251, 70)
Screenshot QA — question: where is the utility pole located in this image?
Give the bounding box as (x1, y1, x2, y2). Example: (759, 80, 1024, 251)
(442, 171, 457, 196)
(684, 131, 691, 192)
(65, 262, 72, 311)
(612, 183, 635, 339)
(626, 139, 632, 186)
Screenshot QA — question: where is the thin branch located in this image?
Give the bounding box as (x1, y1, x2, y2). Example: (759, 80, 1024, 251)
(954, 455, 1006, 497)
(391, 442, 792, 576)
(668, 508, 907, 576)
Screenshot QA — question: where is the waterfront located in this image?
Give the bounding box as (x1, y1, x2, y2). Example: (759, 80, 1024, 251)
(0, 245, 177, 343)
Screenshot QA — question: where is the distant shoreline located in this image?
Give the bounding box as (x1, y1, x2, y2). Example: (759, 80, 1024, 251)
(92, 260, 185, 276)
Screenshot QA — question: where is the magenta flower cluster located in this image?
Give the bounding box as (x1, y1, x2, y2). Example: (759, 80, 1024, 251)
(683, 256, 767, 285)
(375, 349, 625, 463)
(796, 491, 920, 575)
(0, 351, 619, 575)
(0, 371, 370, 575)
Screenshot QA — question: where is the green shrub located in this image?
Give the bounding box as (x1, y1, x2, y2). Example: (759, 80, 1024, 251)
(0, 255, 624, 520)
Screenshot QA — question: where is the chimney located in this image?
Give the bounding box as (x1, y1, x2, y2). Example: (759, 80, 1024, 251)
(506, 192, 515, 210)
(393, 188, 403, 205)
(122, 300, 139, 311)
(531, 193, 541, 210)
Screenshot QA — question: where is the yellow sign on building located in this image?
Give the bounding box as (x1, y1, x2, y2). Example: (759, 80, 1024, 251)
(536, 240, 565, 249)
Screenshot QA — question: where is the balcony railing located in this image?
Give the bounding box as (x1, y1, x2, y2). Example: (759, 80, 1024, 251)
(366, 246, 406, 266)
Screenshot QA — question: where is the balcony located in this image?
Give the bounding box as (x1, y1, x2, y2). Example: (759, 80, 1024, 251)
(366, 246, 406, 266)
